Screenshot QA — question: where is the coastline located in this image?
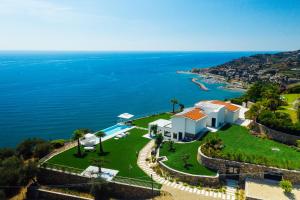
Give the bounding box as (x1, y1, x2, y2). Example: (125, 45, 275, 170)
(177, 70, 247, 91)
(191, 78, 209, 91)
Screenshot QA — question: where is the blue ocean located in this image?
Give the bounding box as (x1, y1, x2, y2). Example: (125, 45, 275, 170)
(0, 52, 256, 147)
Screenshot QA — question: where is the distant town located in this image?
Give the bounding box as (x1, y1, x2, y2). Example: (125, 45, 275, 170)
(189, 50, 300, 88)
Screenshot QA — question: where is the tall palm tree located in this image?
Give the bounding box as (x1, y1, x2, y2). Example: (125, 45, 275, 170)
(91, 157, 108, 173)
(96, 131, 106, 155)
(73, 129, 86, 157)
(150, 124, 158, 137)
(170, 98, 179, 113)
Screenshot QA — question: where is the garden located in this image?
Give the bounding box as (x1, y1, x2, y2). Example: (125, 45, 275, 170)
(159, 139, 217, 176)
(47, 128, 151, 180)
(202, 124, 300, 170)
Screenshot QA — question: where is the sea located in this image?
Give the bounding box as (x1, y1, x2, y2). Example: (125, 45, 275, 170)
(0, 51, 257, 147)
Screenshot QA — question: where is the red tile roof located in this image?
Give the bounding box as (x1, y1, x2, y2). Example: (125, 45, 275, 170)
(182, 108, 207, 121)
(210, 100, 240, 112)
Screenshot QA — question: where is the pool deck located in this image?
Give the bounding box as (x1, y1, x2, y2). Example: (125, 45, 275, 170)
(99, 125, 136, 143)
(39, 124, 136, 164)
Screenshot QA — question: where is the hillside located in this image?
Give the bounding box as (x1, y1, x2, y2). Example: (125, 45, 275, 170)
(192, 50, 300, 85)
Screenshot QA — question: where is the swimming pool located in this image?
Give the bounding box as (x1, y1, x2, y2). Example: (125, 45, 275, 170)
(102, 124, 132, 136)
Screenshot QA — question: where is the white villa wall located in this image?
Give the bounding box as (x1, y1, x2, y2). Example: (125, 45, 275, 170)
(225, 110, 239, 123)
(171, 117, 186, 134)
(216, 108, 225, 127)
(185, 119, 196, 134)
(195, 118, 207, 135)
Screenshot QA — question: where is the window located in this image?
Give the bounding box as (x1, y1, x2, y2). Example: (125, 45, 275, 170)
(164, 131, 171, 137)
(173, 133, 177, 139)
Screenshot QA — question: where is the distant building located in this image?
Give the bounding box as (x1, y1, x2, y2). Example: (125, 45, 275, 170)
(148, 100, 240, 141)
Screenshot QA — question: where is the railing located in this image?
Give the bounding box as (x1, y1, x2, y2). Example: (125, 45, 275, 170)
(40, 162, 84, 175)
(40, 163, 161, 190)
(39, 140, 77, 164)
(113, 176, 161, 190)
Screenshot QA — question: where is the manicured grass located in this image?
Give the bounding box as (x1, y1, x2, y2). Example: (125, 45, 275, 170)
(159, 140, 217, 176)
(204, 125, 300, 170)
(47, 128, 151, 180)
(278, 94, 300, 123)
(132, 113, 173, 128)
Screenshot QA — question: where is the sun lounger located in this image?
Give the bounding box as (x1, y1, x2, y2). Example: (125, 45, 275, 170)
(84, 146, 95, 151)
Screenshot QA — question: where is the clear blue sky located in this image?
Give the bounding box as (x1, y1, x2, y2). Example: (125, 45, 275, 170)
(0, 0, 300, 51)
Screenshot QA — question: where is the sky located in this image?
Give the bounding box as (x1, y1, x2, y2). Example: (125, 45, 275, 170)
(0, 0, 300, 51)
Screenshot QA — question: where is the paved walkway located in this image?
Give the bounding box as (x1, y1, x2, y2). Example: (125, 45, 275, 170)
(137, 140, 236, 200)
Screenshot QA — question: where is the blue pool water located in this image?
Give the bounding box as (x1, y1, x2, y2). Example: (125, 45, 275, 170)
(0, 51, 266, 147)
(102, 124, 131, 136)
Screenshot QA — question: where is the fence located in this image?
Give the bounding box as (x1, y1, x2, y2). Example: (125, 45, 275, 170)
(40, 162, 84, 175)
(113, 175, 161, 190)
(39, 164, 161, 190)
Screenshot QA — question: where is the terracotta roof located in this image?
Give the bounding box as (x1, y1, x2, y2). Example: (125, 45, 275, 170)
(182, 108, 207, 121)
(210, 100, 240, 112)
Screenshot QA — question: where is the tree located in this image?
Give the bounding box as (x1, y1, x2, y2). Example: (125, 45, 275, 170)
(34, 142, 53, 159)
(73, 129, 86, 157)
(247, 102, 264, 121)
(155, 134, 163, 149)
(182, 154, 190, 169)
(91, 157, 108, 173)
(280, 179, 293, 193)
(0, 148, 15, 160)
(179, 103, 185, 112)
(19, 160, 39, 185)
(168, 140, 175, 152)
(150, 124, 158, 137)
(96, 131, 106, 155)
(16, 138, 45, 159)
(170, 98, 179, 113)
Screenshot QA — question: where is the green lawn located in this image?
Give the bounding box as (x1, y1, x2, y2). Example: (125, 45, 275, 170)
(132, 113, 173, 128)
(159, 140, 217, 176)
(204, 125, 300, 170)
(278, 94, 300, 123)
(47, 128, 151, 180)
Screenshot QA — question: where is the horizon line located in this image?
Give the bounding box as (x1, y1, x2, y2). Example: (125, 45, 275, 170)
(0, 49, 288, 53)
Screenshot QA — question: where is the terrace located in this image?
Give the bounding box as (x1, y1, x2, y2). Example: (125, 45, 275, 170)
(46, 128, 158, 187)
(203, 125, 300, 170)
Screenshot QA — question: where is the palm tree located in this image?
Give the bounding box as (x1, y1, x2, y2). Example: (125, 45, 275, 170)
(91, 157, 108, 173)
(155, 134, 163, 149)
(170, 98, 179, 113)
(150, 124, 158, 137)
(182, 154, 190, 169)
(73, 129, 86, 157)
(96, 131, 106, 155)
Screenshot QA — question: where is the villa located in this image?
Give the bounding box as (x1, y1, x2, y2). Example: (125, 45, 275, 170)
(148, 100, 241, 141)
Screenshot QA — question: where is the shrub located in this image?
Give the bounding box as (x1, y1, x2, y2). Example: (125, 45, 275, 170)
(51, 139, 65, 149)
(230, 97, 246, 105)
(279, 179, 293, 193)
(16, 138, 46, 159)
(0, 148, 15, 160)
(287, 85, 300, 93)
(297, 140, 300, 148)
(34, 142, 53, 159)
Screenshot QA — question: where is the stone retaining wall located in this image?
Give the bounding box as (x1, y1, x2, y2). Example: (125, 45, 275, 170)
(157, 158, 220, 187)
(28, 188, 93, 200)
(252, 121, 300, 145)
(36, 168, 160, 200)
(197, 146, 300, 184)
